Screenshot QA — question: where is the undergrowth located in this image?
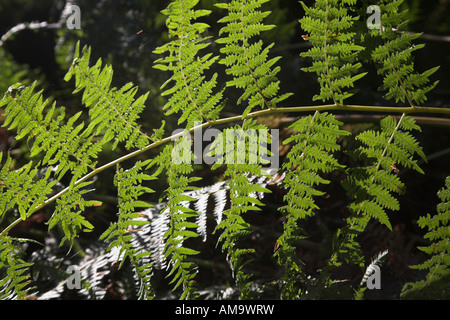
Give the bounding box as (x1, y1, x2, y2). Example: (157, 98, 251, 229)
(0, 0, 449, 300)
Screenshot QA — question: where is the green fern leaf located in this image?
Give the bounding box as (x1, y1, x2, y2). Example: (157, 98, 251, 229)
(401, 176, 450, 299)
(216, 0, 292, 116)
(370, 1, 439, 106)
(65, 42, 151, 150)
(275, 111, 349, 298)
(300, 0, 366, 104)
(0, 236, 34, 300)
(154, 0, 224, 128)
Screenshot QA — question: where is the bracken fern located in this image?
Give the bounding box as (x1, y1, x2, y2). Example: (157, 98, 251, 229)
(0, 0, 449, 300)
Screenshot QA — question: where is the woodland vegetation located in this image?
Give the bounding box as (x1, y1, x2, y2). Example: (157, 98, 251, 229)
(0, 0, 449, 300)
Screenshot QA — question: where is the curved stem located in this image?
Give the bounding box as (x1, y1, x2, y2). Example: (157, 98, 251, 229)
(1, 103, 449, 237)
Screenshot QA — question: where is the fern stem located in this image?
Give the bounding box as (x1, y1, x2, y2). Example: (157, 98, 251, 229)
(353, 112, 406, 220)
(1, 103, 448, 237)
(323, 0, 337, 105)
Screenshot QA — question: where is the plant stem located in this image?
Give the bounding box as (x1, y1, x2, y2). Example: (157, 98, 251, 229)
(1, 103, 449, 237)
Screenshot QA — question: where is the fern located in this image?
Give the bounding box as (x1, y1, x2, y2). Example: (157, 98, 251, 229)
(370, 0, 439, 106)
(47, 180, 97, 247)
(327, 0, 433, 269)
(153, 0, 224, 128)
(209, 0, 289, 297)
(1, 0, 449, 301)
(0, 82, 105, 185)
(99, 159, 157, 299)
(0, 236, 33, 299)
(65, 42, 151, 150)
(300, 0, 366, 104)
(332, 114, 426, 270)
(0, 152, 56, 221)
(210, 119, 271, 298)
(401, 177, 450, 299)
(216, 0, 292, 116)
(155, 138, 202, 300)
(275, 111, 349, 299)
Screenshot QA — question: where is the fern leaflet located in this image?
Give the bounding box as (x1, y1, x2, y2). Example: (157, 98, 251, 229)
(300, 0, 366, 104)
(401, 176, 450, 298)
(370, 0, 439, 105)
(0, 236, 34, 300)
(216, 0, 292, 116)
(65, 42, 151, 150)
(99, 160, 158, 299)
(154, 0, 224, 128)
(275, 111, 349, 298)
(154, 137, 201, 300)
(211, 119, 271, 298)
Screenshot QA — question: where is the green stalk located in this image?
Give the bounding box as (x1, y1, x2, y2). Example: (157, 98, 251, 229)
(1, 103, 449, 237)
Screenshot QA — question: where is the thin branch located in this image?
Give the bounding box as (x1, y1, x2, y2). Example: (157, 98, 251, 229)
(1, 103, 449, 237)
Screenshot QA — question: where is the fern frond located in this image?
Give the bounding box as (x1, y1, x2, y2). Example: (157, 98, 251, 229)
(154, 137, 201, 300)
(100, 160, 155, 256)
(65, 42, 151, 150)
(46, 180, 97, 247)
(370, 0, 439, 105)
(211, 119, 271, 298)
(275, 111, 349, 298)
(99, 159, 158, 298)
(0, 236, 34, 300)
(154, 0, 224, 128)
(300, 0, 366, 104)
(216, 0, 292, 116)
(401, 176, 450, 298)
(0, 82, 106, 184)
(350, 115, 425, 228)
(0, 153, 56, 221)
(335, 114, 425, 267)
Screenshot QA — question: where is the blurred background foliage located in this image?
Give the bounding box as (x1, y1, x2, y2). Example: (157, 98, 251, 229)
(0, 0, 449, 299)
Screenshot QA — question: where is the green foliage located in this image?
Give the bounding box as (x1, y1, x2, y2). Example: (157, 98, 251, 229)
(99, 159, 158, 299)
(0, 0, 448, 300)
(0, 152, 56, 221)
(154, 0, 224, 128)
(401, 177, 450, 299)
(0, 236, 33, 299)
(155, 138, 202, 299)
(275, 111, 349, 298)
(65, 42, 151, 150)
(329, 114, 426, 275)
(216, 0, 292, 116)
(211, 119, 271, 299)
(370, 0, 439, 105)
(0, 82, 102, 185)
(300, 0, 366, 104)
(47, 181, 97, 247)
(346, 115, 425, 230)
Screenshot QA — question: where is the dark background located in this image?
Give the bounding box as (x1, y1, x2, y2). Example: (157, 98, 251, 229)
(0, 0, 449, 299)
